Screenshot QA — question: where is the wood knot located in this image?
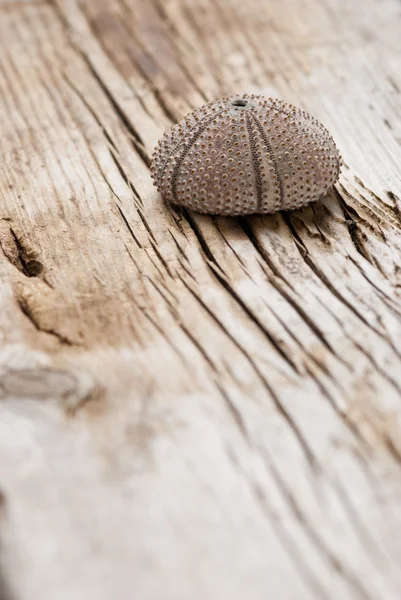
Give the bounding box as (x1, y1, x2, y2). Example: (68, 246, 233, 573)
(24, 259, 44, 277)
(0, 367, 99, 413)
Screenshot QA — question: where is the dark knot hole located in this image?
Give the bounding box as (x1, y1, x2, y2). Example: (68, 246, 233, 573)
(231, 99, 247, 107)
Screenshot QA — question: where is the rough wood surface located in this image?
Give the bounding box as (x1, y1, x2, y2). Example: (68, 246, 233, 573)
(0, 0, 401, 598)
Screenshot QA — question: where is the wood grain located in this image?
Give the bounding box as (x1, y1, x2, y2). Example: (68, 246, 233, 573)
(0, 0, 401, 598)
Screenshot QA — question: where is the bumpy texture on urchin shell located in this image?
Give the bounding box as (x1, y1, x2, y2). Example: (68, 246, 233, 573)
(151, 94, 341, 216)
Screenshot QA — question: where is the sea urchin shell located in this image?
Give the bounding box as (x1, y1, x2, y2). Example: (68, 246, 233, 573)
(151, 94, 341, 216)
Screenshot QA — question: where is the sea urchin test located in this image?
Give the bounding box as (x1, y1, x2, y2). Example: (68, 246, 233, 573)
(151, 94, 341, 216)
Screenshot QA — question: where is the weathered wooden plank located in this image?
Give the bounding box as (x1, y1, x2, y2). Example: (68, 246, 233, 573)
(0, 0, 401, 598)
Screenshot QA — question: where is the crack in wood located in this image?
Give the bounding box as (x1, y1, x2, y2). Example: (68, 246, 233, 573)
(264, 457, 375, 600)
(223, 446, 328, 600)
(116, 205, 143, 249)
(238, 217, 346, 362)
(0, 224, 53, 289)
(150, 0, 210, 104)
(16, 295, 78, 347)
(53, 4, 151, 165)
(103, 0, 179, 124)
(283, 212, 391, 342)
(61, 71, 145, 204)
(186, 220, 304, 375)
(179, 217, 320, 469)
(336, 193, 375, 266)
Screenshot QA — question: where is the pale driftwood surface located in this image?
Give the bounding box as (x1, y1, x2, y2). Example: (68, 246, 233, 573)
(0, 0, 401, 598)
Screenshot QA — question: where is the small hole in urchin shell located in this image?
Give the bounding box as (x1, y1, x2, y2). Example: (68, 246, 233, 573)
(231, 99, 247, 107)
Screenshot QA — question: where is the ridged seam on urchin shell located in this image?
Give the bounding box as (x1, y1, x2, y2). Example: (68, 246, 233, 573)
(156, 103, 224, 196)
(245, 112, 263, 211)
(151, 94, 341, 216)
(170, 108, 226, 203)
(249, 111, 283, 210)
